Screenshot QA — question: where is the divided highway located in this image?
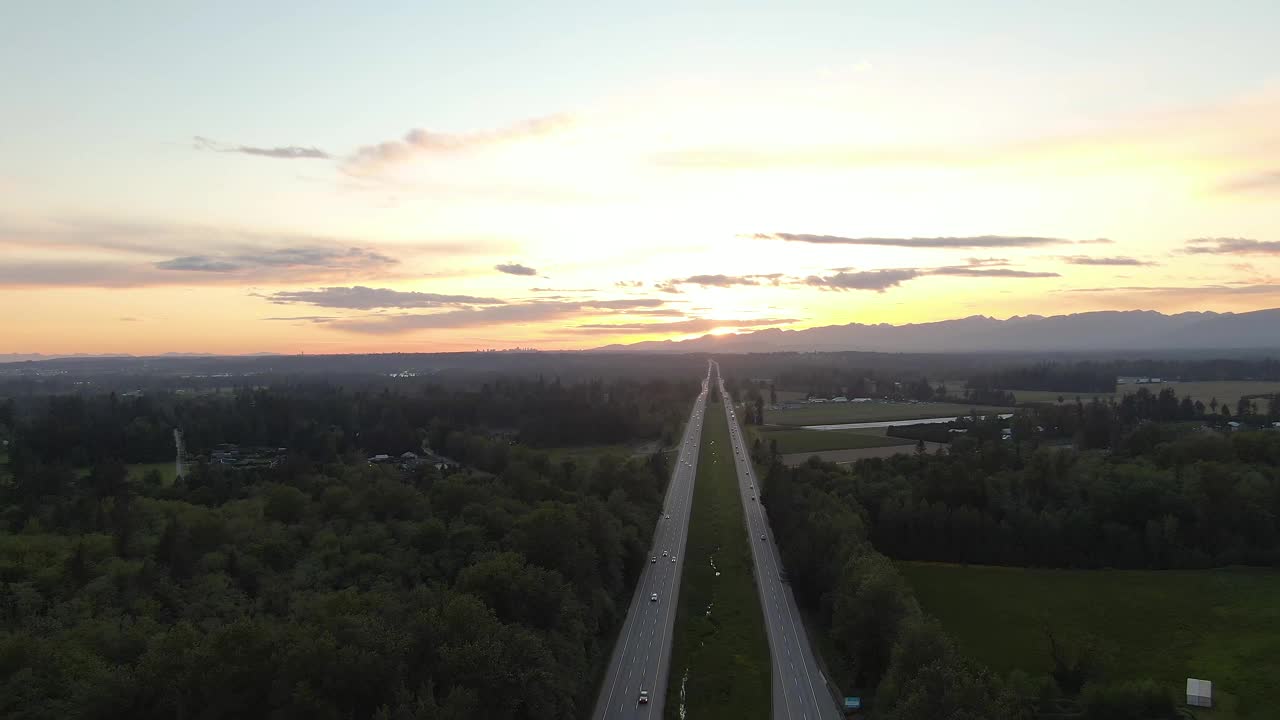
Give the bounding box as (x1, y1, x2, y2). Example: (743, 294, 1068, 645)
(715, 362, 843, 720)
(592, 365, 711, 720)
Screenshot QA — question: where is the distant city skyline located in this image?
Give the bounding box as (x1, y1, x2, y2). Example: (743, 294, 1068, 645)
(3, 1, 1279, 354)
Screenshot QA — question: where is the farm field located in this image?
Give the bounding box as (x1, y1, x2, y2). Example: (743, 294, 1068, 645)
(780, 443, 944, 466)
(756, 427, 913, 455)
(665, 398, 770, 718)
(1132, 381, 1280, 410)
(1009, 380, 1280, 409)
(126, 462, 178, 485)
(765, 401, 1010, 426)
(542, 443, 642, 465)
(1008, 389, 1114, 404)
(900, 562, 1280, 719)
(71, 461, 180, 486)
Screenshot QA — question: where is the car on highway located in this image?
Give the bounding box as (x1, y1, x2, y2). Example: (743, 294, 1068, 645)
(651, 556, 656, 563)
(638, 690, 649, 704)
(650, 593, 658, 602)
(760, 534, 765, 540)
(665, 514, 670, 519)
(662, 550, 668, 556)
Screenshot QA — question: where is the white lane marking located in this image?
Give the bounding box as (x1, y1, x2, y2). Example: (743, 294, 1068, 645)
(601, 386, 709, 718)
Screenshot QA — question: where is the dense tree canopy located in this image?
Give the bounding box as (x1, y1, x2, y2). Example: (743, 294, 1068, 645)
(0, 384, 686, 719)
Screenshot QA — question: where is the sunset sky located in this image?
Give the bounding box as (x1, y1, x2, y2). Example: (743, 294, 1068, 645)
(4, 1, 1279, 355)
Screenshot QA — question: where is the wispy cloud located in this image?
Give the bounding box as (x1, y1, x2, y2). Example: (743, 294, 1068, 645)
(156, 247, 397, 274)
(1217, 170, 1280, 193)
(330, 298, 666, 334)
(263, 315, 342, 324)
(1185, 237, 1280, 255)
(663, 273, 787, 288)
(264, 286, 504, 310)
(931, 267, 1060, 278)
(0, 217, 487, 288)
(193, 136, 331, 160)
(495, 263, 538, 276)
(756, 233, 1071, 248)
(1066, 283, 1280, 296)
(805, 269, 922, 291)
(572, 317, 797, 334)
(344, 114, 573, 174)
(1060, 255, 1154, 266)
(805, 264, 1058, 292)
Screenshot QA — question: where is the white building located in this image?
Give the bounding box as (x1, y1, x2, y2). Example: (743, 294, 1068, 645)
(1186, 678, 1212, 708)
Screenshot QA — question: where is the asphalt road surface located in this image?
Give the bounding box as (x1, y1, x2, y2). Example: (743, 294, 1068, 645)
(715, 363, 843, 720)
(591, 365, 711, 720)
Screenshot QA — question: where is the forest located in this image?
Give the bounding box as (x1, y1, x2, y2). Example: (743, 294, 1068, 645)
(0, 380, 688, 719)
(761, 454, 1219, 719)
(5, 377, 695, 472)
(797, 386, 1280, 570)
(754, 381, 1280, 718)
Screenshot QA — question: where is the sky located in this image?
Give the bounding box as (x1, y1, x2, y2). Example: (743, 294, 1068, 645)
(3, 0, 1280, 355)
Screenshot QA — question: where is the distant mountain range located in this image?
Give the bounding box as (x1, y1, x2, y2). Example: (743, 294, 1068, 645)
(593, 309, 1280, 354)
(0, 352, 282, 363)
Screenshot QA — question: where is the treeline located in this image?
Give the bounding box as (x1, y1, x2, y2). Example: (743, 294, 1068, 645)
(761, 459, 1028, 718)
(852, 420, 1280, 569)
(764, 459, 1185, 719)
(8, 377, 695, 471)
(0, 428, 674, 718)
(968, 362, 1117, 394)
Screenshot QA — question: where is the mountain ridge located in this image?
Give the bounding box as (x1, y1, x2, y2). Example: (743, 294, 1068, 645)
(591, 308, 1280, 354)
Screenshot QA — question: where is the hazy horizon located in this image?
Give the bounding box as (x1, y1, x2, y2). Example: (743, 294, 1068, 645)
(5, 1, 1280, 355)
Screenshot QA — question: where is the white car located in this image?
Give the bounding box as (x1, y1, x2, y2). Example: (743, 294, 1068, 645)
(650, 593, 658, 602)
(651, 556, 656, 563)
(671, 556, 676, 563)
(665, 514, 670, 519)
(639, 690, 649, 704)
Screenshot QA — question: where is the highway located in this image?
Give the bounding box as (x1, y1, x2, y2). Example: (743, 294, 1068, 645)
(591, 364, 711, 720)
(714, 362, 843, 720)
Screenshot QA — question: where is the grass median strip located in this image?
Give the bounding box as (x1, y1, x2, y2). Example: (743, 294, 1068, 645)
(665, 399, 770, 719)
(756, 427, 914, 454)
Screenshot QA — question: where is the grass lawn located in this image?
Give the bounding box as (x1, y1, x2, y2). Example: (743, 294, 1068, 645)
(755, 427, 914, 454)
(73, 461, 180, 486)
(127, 461, 178, 485)
(665, 399, 770, 719)
(542, 443, 640, 465)
(765, 401, 1009, 427)
(1132, 381, 1280, 411)
(1009, 389, 1115, 404)
(900, 562, 1280, 719)
(1011, 381, 1280, 409)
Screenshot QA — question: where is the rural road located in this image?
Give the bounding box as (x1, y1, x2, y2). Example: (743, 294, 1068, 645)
(714, 362, 844, 720)
(591, 364, 711, 720)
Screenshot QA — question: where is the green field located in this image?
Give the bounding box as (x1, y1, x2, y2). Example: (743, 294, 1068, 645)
(1009, 389, 1114, 404)
(1011, 381, 1280, 409)
(542, 443, 642, 465)
(765, 401, 1010, 427)
(900, 562, 1280, 719)
(665, 399, 770, 719)
(71, 461, 180, 486)
(755, 427, 914, 454)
